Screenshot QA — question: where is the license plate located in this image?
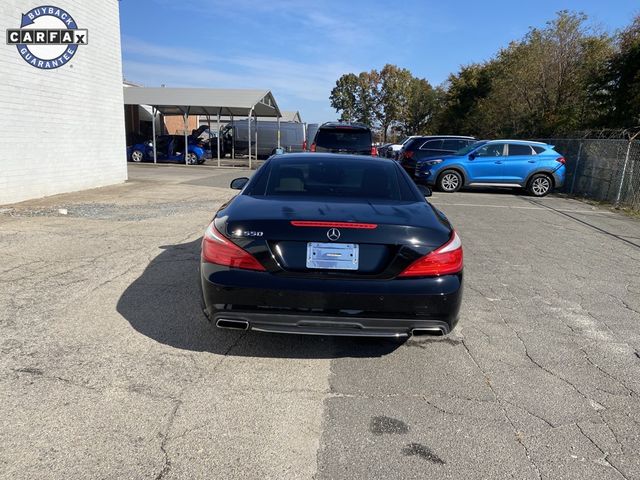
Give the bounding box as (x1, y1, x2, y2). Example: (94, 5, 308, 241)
(306, 242, 359, 270)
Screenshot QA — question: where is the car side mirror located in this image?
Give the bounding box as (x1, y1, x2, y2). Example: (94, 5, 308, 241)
(230, 177, 249, 190)
(468, 152, 476, 160)
(417, 184, 432, 197)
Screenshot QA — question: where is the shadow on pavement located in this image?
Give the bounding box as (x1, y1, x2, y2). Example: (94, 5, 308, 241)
(457, 186, 526, 195)
(117, 239, 401, 359)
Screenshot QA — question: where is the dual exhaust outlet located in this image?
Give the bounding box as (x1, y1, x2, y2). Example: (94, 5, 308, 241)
(216, 318, 249, 330)
(215, 318, 447, 336)
(411, 327, 447, 336)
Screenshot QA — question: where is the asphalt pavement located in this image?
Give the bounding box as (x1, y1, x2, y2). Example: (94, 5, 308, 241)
(1, 163, 639, 479)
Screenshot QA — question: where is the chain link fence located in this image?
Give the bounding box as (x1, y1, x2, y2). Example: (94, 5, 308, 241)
(537, 137, 640, 210)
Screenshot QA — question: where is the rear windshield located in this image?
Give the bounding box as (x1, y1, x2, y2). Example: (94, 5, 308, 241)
(403, 137, 426, 150)
(248, 157, 419, 201)
(314, 128, 372, 150)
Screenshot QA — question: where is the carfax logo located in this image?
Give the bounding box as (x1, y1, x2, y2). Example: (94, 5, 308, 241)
(6, 5, 88, 69)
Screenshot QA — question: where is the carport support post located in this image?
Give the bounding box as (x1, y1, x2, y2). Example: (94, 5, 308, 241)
(206, 114, 211, 161)
(248, 108, 254, 169)
(152, 107, 157, 164)
(277, 115, 281, 150)
(184, 109, 189, 166)
(231, 114, 235, 160)
(216, 109, 221, 167)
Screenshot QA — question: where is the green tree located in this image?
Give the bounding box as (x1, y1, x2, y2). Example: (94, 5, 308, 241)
(435, 63, 494, 136)
(435, 11, 612, 137)
(402, 78, 440, 136)
(329, 71, 380, 126)
(329, 73, 359, 122)
(355, 70, 380, 126)
(483, 11, 612, 136)
(376, 64, 413, 141)
(330, 65, 440, 138)
(591, 15, 640, 128)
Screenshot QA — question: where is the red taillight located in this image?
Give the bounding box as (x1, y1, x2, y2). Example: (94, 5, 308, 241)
(556, 156, 566, 164)
(399, 231, 463, 277)
(403, 150, 414, 159)
(303, 140, 307, 151)
(201, 222, 265, 271)
(310, 143, 316, 152)
(291, 221, 377, 229)
(371, 146, 378, 156)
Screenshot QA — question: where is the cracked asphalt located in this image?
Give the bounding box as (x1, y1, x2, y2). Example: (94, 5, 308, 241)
(1, 163, 639, 479)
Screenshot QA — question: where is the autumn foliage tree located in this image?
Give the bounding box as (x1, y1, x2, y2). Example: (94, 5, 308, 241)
(330, 11, 640, 140)
(330, 64, 438, 141)
(590, 15, 640, 128)
(436, 11, 614, 137)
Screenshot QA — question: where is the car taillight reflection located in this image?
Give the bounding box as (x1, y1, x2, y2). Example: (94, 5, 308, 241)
(202, 223, 265, 271)
(399, 231, 463, 277)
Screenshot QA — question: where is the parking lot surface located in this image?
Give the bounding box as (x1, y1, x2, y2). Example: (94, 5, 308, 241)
(1, 164, 639, 480)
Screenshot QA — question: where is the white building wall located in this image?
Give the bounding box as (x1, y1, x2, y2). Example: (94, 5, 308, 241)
(0, 1, 126, 204)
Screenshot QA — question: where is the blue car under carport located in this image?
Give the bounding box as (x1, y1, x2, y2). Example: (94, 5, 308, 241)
(127, 134, 206, 165)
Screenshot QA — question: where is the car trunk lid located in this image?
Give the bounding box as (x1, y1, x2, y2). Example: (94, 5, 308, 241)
(221, 196, 451, 277)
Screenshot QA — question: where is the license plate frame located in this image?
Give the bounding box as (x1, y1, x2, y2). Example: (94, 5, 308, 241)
(306, 242, 359, 270)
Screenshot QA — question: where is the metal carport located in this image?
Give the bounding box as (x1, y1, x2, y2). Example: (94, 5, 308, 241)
(123, 87, 282, 167)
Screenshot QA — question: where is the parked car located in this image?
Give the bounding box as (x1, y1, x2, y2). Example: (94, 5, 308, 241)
(388, 136, 421, 159)
(220, 120, 305, 158)
(414, 140, 566, 196)
(127, 135, 206, 165)
(304, 123, 319, 151)
(192, 125, 219, 154)
(199, 153, 463, 337)
(376, 143, 394, 158)
(310, 122, 376, 156)
(399, 135, 476, 174)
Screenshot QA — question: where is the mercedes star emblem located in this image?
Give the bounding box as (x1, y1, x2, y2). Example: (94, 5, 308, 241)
(327, 228, 341, 241)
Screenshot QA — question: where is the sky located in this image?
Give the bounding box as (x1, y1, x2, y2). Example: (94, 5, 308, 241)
(119, 0, 638, 124)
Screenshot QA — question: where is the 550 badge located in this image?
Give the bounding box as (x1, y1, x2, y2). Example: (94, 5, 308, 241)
(6, 5, 87, 69)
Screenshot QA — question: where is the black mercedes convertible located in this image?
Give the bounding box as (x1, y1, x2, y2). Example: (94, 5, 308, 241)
(199, 153, 463, 338)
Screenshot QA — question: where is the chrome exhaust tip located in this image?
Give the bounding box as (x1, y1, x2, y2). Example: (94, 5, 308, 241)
(411, 327, 446, 337)
(216, 318, 249, 330)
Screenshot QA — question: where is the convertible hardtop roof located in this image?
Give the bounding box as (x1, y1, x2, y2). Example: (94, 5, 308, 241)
(272, 152, 392, 162)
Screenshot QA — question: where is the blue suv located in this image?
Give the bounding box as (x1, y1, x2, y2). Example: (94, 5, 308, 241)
(414, 140, 566, 196)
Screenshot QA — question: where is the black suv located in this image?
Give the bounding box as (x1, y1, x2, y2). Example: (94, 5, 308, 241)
(399, 135, 475, 176)
(311, 122, 374, 156)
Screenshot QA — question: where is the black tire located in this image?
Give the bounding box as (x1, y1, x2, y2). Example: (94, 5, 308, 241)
(527, 173, 552, 197)
(437, 170, 463, 192)
(130, 149, 144, 163)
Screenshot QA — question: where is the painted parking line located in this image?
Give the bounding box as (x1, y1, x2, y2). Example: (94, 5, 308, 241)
(432, 202, 615, 214)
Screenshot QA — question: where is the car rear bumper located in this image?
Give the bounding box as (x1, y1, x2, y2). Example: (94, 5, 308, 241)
(552, 167, 565, 189)
(200, 263, 463, 337)
(212, 312, 452, 337)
